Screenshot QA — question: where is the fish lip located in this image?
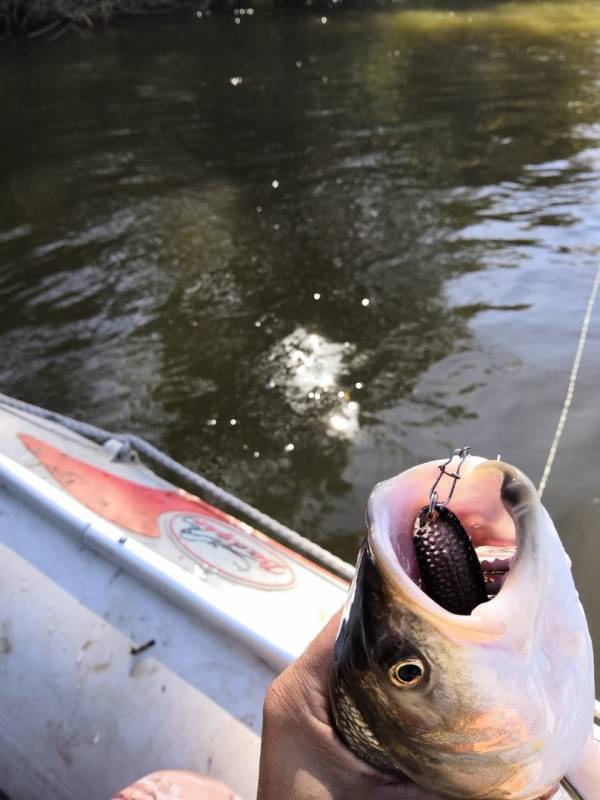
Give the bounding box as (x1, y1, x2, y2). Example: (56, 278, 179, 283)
(366, 455, 538, 638)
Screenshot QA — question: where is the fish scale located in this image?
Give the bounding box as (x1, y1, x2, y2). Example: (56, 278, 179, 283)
(412, 506, 488, 615)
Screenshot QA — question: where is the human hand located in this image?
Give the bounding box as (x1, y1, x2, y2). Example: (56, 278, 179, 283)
(112, 770, 240, 800)
(257, 611, 444, 800)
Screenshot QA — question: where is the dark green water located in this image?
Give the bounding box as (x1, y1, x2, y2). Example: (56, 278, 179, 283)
(1, 2, 600, 673)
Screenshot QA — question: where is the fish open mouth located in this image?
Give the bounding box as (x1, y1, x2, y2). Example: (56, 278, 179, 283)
(475, 545, 516, 597)
(371, 456, 520, 616)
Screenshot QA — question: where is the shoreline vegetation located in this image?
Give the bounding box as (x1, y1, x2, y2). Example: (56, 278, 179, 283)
(3, 0, 599, 41)
(0, 0, 205, 38)
(0, 0, 353, 39)
(1, 0, 345, 38)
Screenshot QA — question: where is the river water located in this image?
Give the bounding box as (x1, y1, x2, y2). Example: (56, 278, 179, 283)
(1, 1, 599, 673)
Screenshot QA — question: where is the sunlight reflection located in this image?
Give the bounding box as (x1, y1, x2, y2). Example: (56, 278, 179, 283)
(328, 401, 360, 439)
(269, 327, 361, 438)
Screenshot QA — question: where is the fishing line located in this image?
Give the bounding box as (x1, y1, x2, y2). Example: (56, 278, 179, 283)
(538, 259, 600, 499)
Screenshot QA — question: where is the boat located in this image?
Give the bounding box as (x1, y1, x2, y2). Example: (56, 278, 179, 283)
(0, 394, 597, 799)
(0, 395, 349, 799)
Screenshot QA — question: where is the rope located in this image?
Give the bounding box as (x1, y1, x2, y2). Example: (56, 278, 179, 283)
(538, 261, 600, 499)
(125, 434, 354, 582)
(0, 392, 354, 582)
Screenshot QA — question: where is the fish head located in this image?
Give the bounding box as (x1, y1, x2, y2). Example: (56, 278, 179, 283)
(330, 455, 595, 799)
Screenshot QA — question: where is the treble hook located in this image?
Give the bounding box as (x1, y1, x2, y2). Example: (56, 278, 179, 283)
(427, 446, 471, 518)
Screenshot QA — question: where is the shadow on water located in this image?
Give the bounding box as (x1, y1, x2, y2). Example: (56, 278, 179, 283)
(1, 1, 600, 671)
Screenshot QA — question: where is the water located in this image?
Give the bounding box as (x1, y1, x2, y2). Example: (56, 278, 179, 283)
(1, 1, 600, 675)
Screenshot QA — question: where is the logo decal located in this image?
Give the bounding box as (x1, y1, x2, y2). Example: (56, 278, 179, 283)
(165, 512, 296, 590)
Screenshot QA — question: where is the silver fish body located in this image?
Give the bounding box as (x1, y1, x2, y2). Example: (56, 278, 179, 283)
(329, 456, 597, 799)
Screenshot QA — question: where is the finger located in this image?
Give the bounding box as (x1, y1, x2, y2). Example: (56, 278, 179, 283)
(113, 772, 241, 800)
(297, 608, 343, 685)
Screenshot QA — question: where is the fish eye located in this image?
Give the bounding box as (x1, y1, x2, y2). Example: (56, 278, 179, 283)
(389, 658, 425, 688)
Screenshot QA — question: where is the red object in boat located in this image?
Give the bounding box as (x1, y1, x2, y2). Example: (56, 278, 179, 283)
(19, 433, 235, 539)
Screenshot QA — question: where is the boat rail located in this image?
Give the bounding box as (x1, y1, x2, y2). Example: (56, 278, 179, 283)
(0, 392, 354, 583)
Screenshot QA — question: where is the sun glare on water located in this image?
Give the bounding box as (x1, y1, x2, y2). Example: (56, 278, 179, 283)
(268, 328, 361, 439)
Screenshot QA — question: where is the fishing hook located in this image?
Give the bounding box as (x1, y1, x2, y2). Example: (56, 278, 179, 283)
(427, 446, 471, 518)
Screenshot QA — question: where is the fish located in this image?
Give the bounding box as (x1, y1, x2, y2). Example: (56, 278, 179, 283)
(329, 454, 599, 799)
